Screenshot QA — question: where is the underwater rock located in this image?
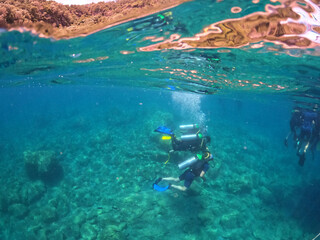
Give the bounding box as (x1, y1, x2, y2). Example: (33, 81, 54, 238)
(20, 181, 46, 205)
(61, 224, 81, 239)
(226, 175, 252, 194)
(49, 229, 64, 240)
(44, 192, 70, 220)
(80, 222, 97, 240)
(23, 150, 63, 184)
(6, 185, 21, 206)
(220, 210, 240, 229)
(72, 210, 87, 226)
(211, 157, 222, 179)
(258, 186, 275, 204)
(38, 229, 47, 240)
(7, 203, 28, 219)
(90, 129, 113, 151)
(97, 224, 126, 240)
(41, 205, 58, 223)
(0, 195, 7, 213)
(198, 211, 212, 225)
(1, 179, 44, 213)
(133, 185, 141, 193)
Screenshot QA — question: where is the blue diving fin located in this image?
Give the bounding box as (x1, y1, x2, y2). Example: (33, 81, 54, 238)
(152, 178, 171, 192)
(154, 126, 173, 135)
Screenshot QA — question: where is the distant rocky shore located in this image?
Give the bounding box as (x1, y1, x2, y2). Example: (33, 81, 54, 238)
(0, 0, 190, 39)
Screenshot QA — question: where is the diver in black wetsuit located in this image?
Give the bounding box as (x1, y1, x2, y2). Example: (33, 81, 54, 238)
(155, 124, 211, 153)
(284, 107, 302, 147)
(296, 106, 319, 166)
(161, 151, 213, 191)
(169, 124, 211, 153)
(171, 134, 211, 153)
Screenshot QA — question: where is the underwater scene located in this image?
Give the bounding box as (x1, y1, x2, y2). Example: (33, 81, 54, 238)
(1, 0, 320, 239)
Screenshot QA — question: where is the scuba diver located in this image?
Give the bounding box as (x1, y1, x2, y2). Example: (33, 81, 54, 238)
(171, 131, 211, 153)
(296, 105, 319, 166)
(153, 151, 214, 192)
(154, 124, 211, 154)
(284, 107, 302, 147)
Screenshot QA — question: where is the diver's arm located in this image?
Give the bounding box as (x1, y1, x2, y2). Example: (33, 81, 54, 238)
(200, 163, 210, 178)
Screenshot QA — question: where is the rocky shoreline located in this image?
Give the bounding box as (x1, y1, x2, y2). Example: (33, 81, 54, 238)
(0, 0, 190, 39)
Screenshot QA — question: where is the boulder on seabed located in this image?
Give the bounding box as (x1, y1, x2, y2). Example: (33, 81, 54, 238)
(24, 150, 63, 184)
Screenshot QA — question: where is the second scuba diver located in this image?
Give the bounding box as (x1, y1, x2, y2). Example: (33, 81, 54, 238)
(285, 105, 320, 166)
(296, 107, 319, 166)
(155, 151, 214, 191)
(155, 124, 211, 154)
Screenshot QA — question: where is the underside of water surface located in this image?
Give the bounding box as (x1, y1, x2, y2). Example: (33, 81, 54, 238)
(0, 0, 320, 239)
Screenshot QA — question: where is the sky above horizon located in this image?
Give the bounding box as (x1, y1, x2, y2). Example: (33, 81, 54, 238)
(50, 0, 113, 5)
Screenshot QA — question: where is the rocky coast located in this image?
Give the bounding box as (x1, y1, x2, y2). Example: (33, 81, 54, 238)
(0, 0, 190, 39)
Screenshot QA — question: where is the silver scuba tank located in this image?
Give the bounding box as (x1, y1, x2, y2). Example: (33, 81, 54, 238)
(180, 133, 203, 141)
(178, 156, 198, 170)
(179, 124, 199, 131)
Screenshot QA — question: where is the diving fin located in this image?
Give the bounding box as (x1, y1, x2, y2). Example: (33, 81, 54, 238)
(152, 178, 170, 192)
(154, 177, 162, 184)
(154, 126, 173, 135)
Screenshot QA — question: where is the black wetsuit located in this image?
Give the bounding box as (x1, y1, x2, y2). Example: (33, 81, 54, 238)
(172, 135, 208, 152)
(297, 110, 319, 166)
(299, 111, 317, 141)
(179, 160, 209, 188)
(290, 110, 302, 141)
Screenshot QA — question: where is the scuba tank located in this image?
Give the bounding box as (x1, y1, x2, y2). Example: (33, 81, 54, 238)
(179, 124, 199, 131)
(181, 133, 203, 141)
(178, 157, 198, 170)
(178, 154, 202, 170)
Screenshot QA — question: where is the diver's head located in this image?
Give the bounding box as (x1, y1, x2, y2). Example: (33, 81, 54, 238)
(203, 151, 213, 161)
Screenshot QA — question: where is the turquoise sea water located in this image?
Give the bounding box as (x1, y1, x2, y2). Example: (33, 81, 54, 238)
(1, 0, 320, 239)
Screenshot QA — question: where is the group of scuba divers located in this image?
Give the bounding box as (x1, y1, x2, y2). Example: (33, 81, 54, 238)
(285, 105, 320, 166)
(152, 124, 213, 192)
(150, 105, 320, 192)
